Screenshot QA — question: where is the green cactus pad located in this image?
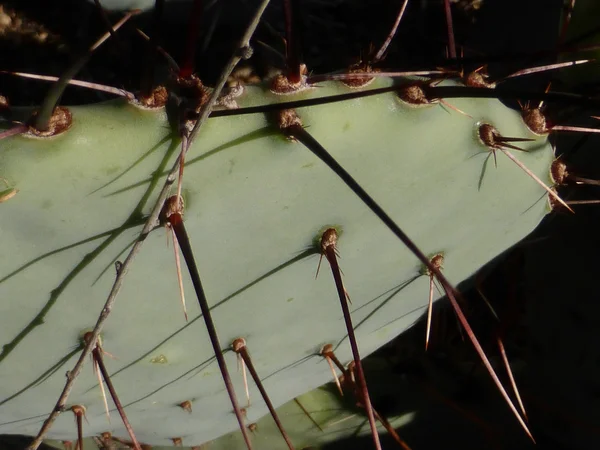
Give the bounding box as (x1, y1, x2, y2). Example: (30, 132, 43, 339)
(0, 78, 553, 446)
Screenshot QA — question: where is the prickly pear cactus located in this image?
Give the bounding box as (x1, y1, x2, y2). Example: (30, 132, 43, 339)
(0, 0, 589, 448)
(0, 72, 554, 445)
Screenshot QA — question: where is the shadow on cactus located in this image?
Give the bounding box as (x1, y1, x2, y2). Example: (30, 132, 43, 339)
(0, 0, 598, 449)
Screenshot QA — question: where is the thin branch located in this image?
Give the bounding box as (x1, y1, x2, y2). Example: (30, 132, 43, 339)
(93, 0, 124, 47)
(25, 168, 174, 450)
(188, 0, 271, 145)
(26, 2, 271, 448)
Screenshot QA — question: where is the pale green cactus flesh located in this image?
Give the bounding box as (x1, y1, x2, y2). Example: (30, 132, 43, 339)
(0, 78, 553, 446)
(44, 382, 403, 449)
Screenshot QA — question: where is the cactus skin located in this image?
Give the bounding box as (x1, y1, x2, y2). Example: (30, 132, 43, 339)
(0, 75, 554, 447)
(44, 377, 414, 450)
